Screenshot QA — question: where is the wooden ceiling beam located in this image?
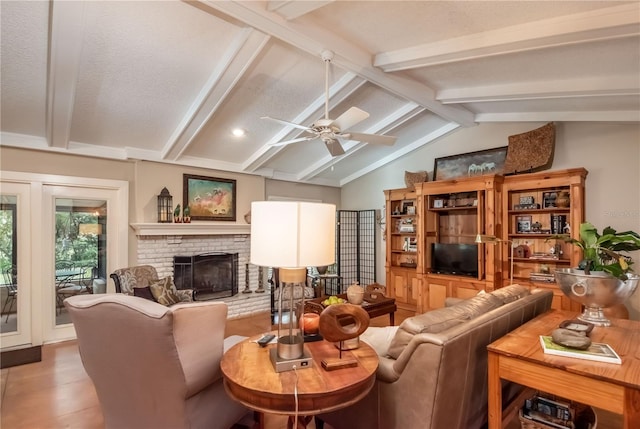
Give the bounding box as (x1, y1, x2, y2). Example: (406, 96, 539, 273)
(162, 28, 270, 161)
(375, 4, 640, 71)
(438, 76, 640, 104)
(46, 1, 85, 149)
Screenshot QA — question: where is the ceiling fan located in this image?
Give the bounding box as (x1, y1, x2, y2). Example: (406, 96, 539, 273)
(261, 50, 397, 157)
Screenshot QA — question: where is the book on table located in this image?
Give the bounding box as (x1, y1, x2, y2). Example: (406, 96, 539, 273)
(539, 336, 621, 364)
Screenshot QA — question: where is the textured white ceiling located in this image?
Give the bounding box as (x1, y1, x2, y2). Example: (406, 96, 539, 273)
(303, 1, 622, 51)
(1, 1, 638, 187)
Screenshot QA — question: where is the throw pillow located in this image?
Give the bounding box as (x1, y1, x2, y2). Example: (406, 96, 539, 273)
(149, 277, 181, 306)
(133, 286, 157, 302)
(175, 289, 194, 303)
(490, 284, 530, 304)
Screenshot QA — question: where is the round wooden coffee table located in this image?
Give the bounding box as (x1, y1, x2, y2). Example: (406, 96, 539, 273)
(221, 334, 378, 428)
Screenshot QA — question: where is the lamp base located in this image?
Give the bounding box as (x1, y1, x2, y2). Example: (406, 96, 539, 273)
(269, 347, 313, 373)
(277, 334, 305, 359)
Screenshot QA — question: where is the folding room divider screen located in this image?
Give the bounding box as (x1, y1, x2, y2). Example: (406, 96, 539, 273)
(337, 210, 376, 288)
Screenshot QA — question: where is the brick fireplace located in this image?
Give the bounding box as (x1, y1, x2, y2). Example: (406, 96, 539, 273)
(131, 223, 270, 318)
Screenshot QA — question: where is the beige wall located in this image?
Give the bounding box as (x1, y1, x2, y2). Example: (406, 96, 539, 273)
(133, 161, 265, 223)
(266, 179, 341, 208)
(0, 146, 136, 182)
(341, 122, 640, 319)
(0, 147, 342, 267)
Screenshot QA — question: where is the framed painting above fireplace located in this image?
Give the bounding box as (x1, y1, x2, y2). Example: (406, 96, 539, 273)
(183, 174, 236, 221)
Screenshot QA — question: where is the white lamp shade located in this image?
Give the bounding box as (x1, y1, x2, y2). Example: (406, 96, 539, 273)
(250, 201, 336, 269)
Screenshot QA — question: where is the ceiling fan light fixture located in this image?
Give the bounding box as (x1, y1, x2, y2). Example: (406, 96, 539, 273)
(261, 49, 396, 156)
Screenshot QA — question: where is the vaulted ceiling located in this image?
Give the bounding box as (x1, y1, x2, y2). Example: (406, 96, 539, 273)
(2, 1, 639, 187)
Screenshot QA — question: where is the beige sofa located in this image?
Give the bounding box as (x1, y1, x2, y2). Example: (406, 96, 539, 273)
(317, 285, 553, 429)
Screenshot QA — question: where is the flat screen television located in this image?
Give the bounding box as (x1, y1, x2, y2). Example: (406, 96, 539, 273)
(431, 243, 479, 277)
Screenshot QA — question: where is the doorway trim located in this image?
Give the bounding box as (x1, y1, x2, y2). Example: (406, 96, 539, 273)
(0, 171, 129, 346)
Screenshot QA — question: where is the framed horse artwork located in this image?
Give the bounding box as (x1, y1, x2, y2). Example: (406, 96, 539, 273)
(433, 147, 508, 181)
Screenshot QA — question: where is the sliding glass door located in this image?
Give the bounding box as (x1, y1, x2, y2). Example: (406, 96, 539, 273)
(0, 182, 32, 348)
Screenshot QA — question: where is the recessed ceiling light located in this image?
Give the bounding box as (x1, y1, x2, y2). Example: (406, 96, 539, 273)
(232, 128, 246, 137)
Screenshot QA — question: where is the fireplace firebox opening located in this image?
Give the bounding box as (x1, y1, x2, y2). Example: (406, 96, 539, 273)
(173, 252, 238, 300)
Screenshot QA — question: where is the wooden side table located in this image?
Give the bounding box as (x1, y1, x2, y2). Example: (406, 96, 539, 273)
(487, 310, 640, 429)
(221, 334, 378, 428)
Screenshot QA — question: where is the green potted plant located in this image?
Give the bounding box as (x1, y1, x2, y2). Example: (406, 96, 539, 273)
(552, 222, 640, 326)
(554, 222, 640, 280)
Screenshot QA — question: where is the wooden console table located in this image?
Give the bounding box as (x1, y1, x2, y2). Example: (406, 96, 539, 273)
(309, 292, 397, 325)
(487, 310, 640, 429)
(221, 334, 378, 428)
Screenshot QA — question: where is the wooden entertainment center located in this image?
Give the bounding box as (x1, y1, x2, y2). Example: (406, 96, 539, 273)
(385, 168, 587, 313)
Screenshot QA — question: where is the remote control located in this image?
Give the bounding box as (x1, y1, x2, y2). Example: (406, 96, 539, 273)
(257, 334, 275, 347)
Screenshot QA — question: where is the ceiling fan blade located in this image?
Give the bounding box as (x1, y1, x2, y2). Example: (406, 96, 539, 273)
(344, 132, 397, 146)
(261, 116, 312, 132)
(269, 136, 316, 147)
(333, 107, 369, 131)
(324, 139, 345, 157)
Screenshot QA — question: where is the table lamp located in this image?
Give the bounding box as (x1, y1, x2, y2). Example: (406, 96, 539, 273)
(251, 201, 336, 372)
(475, 234, 514, 286)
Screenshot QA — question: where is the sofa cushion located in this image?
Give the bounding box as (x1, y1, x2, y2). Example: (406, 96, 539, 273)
(361, 326, 399, 357)
(490, 284, 530, 304)
(150, 277, 181, 306)
(387, 291, 505, 359)
(175, 289, 194, 303)
(133, 286, 157, 302)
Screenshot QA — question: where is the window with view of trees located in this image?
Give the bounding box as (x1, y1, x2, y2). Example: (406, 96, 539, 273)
(0, 202, 17, 275)
(55, 207, 100, 277)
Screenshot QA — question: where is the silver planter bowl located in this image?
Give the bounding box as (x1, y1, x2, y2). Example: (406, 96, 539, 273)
(555, 268, 640, 326)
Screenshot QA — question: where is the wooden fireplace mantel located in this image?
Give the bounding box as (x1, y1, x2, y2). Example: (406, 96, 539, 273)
(130, 223, 250, 236)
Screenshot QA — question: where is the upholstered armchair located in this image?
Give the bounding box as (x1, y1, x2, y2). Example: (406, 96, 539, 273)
(110, 265, 194, 304)
(64, 294, 248, 429)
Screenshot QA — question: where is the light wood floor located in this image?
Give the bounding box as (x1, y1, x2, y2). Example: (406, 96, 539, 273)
(0, 308, 620, 428)
(0, 309, 412, 429)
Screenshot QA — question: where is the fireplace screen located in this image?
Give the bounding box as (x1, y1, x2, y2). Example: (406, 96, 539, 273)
(173, 252, 238, 300)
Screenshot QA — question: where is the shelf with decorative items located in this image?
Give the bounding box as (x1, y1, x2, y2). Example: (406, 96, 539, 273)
(385, 188, 420, 311)
(502, 168, 587, 310)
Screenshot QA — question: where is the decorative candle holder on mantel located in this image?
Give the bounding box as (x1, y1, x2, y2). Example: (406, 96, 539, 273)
(242, 263, 252, 294)
(255, 266, 266, 293)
